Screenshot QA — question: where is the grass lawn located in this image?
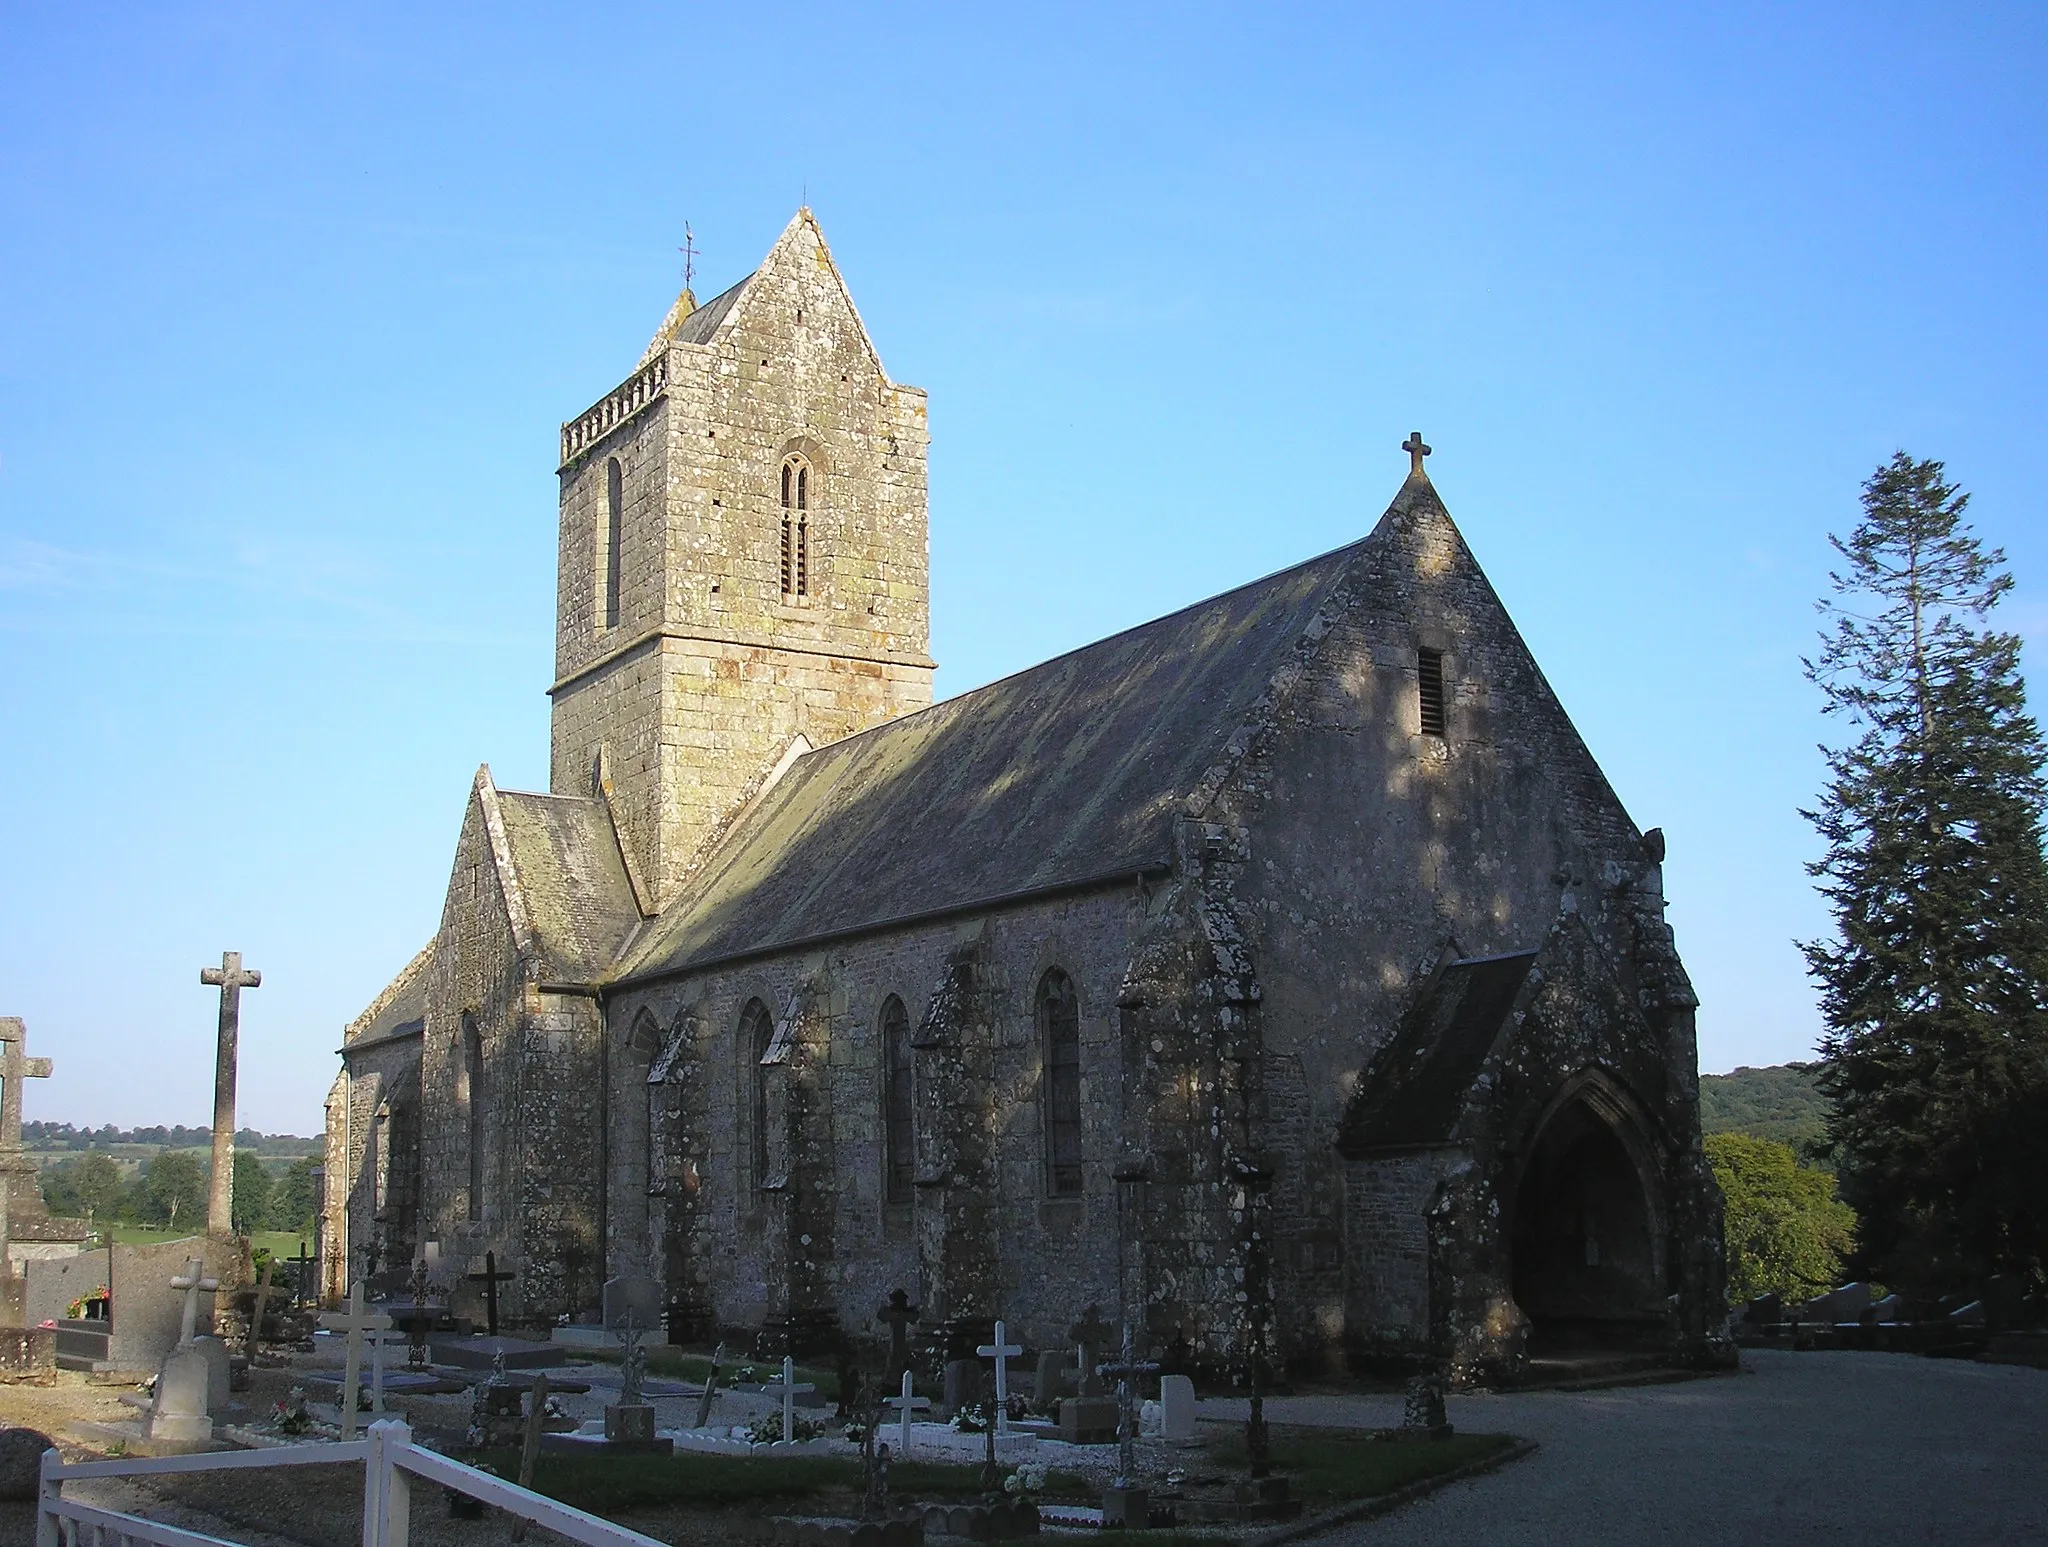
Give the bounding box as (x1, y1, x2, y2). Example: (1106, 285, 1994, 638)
(473, 1451, 1095, 1512)
(476, 1424, 1516, 1520)
(1203, 1424, 1517, 1501)
(578, 1344, 843, 1398)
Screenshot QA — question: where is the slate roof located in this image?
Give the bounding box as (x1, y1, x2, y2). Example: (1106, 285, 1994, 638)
(1338, 950, 1538, 1152)
(617, 539, 1367, 981)
(639, 274, 754, 365)
(343, 943, 431, 1053)
(494, 792, 644, 981)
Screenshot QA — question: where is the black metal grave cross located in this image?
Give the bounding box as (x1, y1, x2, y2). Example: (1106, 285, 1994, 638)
(1097, 1324, 1161, 1490)
(469, 1249, 516, 1337)
(878, 1287, 919, 1380)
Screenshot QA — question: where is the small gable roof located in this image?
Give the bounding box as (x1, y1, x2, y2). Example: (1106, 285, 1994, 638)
(1338, 950, 1540, 1153)
(343, 943, 432, 1053)
(494, 791, 643, 981)
(617, 540, 1364, 981)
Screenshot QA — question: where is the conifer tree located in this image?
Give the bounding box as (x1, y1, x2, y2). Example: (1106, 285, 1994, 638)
(1803, 452, 2048, 1288)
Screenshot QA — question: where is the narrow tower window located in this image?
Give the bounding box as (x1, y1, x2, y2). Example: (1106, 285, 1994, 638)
(1418, 648, 1447, 738)
(779, 455, 810, 597)
(603, 458, 624, 629)
(881, 995, 913, 1204)
(1039, 968, 1083, 1196)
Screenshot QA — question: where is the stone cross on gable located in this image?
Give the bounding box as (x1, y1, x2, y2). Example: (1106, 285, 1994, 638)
(1402, 431, 1432, 477)
(976, 1319, 1022, 1434)
(199, 951, 260, 1237)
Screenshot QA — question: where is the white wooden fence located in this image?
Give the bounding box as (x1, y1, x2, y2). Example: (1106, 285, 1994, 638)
(36, 1420, 668, 1547)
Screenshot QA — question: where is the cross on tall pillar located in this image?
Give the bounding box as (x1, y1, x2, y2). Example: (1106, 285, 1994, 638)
(0, 1019, 53, 1270)
(198, 951, 260, 1237)
(1097, 1324, 1161, 1491)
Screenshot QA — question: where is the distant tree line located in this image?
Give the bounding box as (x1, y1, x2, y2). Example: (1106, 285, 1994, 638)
(38, 1149, 318, 1235)
(23, 1121, 319, 1156)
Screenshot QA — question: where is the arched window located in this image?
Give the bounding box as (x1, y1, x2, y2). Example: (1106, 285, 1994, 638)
(779, 455, 809, 597)
(1038, 969, 1083, 1196)
(740, 998, 775, 1187)
(880, 996, 913, 1205)
(462, 1014, 485, 1222)
(603, 458, 624, 629)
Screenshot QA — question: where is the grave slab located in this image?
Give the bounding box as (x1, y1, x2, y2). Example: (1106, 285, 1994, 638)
(430, 1333, 558, 1369)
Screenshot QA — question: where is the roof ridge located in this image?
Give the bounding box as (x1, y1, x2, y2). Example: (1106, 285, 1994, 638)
(778, 531, 1380, 775)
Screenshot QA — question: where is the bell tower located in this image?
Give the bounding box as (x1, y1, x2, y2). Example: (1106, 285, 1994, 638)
(548, 210, 935, 907)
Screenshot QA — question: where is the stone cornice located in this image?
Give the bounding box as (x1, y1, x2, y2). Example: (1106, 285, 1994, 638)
(548, 626, 937, 697)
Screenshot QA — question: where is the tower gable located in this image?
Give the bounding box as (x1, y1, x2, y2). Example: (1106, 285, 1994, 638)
(549, 211, 935, 906)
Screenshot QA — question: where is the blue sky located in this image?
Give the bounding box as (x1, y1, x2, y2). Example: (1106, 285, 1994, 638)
(2, 3, 2043, 1133)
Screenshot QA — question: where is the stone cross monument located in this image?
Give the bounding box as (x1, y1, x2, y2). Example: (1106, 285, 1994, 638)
(199, 952, 260, 1237)
(144, 1256, 221, 1446)
(0, 1019, 53, 1308)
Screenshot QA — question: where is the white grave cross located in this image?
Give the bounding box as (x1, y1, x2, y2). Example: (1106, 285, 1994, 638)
(320, 1282, 393, 1439)
(976, 1319, 1023, 1434)
(884, 1368, 931, 1458)
(763, 1354, 816, 1444)
(169, 1256, 219, 1346)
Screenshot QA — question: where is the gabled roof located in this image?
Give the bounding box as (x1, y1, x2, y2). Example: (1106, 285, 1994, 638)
(616, 534, 1368, 981)
(639, 273, 754, 365)
(1338, 950, 1540, 1152)
(492, 790, 643, 982)
(343, 943, 432, 1052)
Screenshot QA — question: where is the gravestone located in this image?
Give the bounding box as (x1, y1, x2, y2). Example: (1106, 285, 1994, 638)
(1797, 1281, 1872, 1323)
(976, 1321, 1022, 1434)
(108, 1237, 225, 1376)
(878, 1289, 920, 1385)
(1158, 1373, 1196, 1442)
(942, 1359, 979, 1418)
(142, 1257, 219, 1447)
(692, 1340, 726, 1430)
(1033, 1349, 1075, 1407)
(765, 1354, 818, 1443)
(885, 1369, 931, 1457)
(319, 1283, 393, 1438)
(601, 1273, 669, 1452)
(1055, 1307, 1116, 1443)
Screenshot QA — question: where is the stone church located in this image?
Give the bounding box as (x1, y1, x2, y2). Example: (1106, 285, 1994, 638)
(326, 210, 1729, 1382)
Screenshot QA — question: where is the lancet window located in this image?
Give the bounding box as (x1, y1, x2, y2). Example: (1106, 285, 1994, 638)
(779, 455, 810, 597)
(881, 995, 913, 1204)
(1039, 969, 1084, 1196)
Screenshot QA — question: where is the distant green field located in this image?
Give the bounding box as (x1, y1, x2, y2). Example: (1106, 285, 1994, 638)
(104, 1225, 312, 1260)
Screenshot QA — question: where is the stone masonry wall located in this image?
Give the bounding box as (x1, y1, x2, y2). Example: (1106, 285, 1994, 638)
(605, 882, 1157, 1361)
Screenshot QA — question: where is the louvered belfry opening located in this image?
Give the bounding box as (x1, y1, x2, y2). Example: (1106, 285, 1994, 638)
(1418, 647, 1448, 737)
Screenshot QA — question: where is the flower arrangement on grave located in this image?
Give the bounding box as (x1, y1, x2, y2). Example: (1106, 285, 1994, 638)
(746, 1409, 826, 1444)
(734, 1364, 758, 1384)
(1003, 1463, 1048, 1496)
(274, 1386, 313, 1435)
(952, 1401, 991, 1434)
(66, 1286, 110, 1320)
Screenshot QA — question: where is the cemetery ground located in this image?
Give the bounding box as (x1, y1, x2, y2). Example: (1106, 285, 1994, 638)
(6, 1345, 2043, 1545)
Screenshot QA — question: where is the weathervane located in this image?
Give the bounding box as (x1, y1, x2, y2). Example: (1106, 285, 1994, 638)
(679, 222, 698, 293)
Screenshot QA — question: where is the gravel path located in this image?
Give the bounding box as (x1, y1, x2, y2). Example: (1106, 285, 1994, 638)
(1207, 1351, 2048, 1545)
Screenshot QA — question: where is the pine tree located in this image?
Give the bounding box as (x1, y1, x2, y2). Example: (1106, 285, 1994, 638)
(1803, 451, 2048, 1289)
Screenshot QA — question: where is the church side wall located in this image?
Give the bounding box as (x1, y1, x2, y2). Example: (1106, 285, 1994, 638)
(327, 1039, 423, 1295)
(605, 882, 1162, 1359)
